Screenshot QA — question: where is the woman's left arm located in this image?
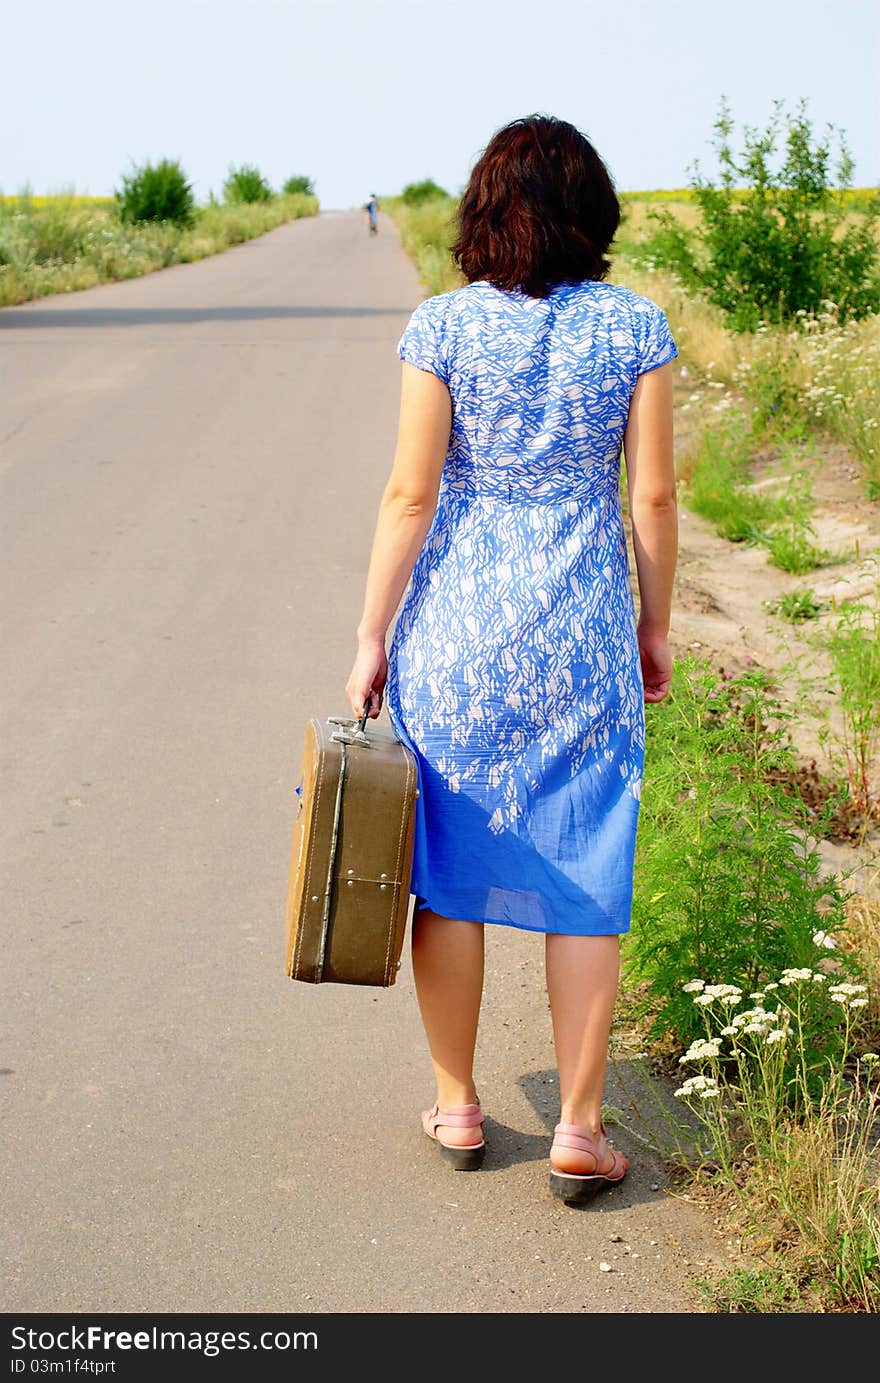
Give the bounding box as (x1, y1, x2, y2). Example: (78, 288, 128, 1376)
(345, 362, 452, 718)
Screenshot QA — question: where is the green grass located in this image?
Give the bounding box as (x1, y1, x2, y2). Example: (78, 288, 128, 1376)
(382, 194, 461, 295)
(0, 192, 319, 306)
(700, 1266, 804, 1312)
(620, 188, 880, 211)
(682, 411, 782, 541)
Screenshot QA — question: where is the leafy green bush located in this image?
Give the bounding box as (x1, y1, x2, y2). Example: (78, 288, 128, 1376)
(643, 97, 880, 331)
(283, 175, 314, 196)
(627, 658, 855, 1046)
(224, 165, 273, 204)
(116, 159, 195, 228)
(401, 178, 449, 206)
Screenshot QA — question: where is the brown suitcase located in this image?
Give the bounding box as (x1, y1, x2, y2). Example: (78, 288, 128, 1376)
(284, 712, 419, 986)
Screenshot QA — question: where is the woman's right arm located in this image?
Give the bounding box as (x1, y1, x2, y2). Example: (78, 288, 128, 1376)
(622, 361, 678, 703)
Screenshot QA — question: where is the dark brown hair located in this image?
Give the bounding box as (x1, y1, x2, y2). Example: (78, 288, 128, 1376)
(451, 114, 620, 298)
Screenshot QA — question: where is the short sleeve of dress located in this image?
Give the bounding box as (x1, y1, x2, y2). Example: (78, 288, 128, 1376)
(397, 298, 449, 383)
(635, 303, 679, 376)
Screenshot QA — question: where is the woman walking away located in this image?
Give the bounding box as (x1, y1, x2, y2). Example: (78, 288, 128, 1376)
(346, 114, 678, 1205)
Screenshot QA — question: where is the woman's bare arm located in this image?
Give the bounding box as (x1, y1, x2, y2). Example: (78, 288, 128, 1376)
(346, 362, 452, 716)
(622, 361, 677, 701)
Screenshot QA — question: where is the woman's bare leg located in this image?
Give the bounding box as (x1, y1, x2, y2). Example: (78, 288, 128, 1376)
(411, 908, 484, 1147)
(545, 933, 621, 1174)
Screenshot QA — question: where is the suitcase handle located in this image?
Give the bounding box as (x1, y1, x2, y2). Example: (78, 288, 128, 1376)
(328, 704, 374, 748)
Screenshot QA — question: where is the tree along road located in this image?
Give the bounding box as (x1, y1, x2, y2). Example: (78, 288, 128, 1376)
(0, 212, 726, 1313)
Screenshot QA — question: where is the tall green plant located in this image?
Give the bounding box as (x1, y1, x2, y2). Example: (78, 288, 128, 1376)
(627, 658, 854, 1045)
(819, 604, 880, 818)
(644, 97, 880, 331)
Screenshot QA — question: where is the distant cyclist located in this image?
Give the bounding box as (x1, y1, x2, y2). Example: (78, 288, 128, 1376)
(364, 193, 378, 236)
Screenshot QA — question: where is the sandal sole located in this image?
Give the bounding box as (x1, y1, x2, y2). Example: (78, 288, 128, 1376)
(549, 1169, 625, 1204)
(438, 1140, 486, 1171)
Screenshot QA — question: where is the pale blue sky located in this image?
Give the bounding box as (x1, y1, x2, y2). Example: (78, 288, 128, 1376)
(3, 0, 877, 207)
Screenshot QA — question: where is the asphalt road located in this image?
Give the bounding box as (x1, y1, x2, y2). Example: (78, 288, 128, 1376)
(0, 211, 724, 1313)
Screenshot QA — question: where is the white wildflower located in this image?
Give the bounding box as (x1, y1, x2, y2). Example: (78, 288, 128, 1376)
(731, 1007, 769, 1029)
(849, 998, 869, 1010)
(765, 1029, 788, 1045)
(674, 1074, 719, 1099)
(780, 968, 813, 985)
(749, 992, 766, 1002)
(860, 1053, 879, 1066)
(679, 1038, 722, 1064)
(682, 980, 705, 994)
(699, 1087, 720, 1100)
(720, 1026, 737, 1037)
(812, 930, 837, 950)
(692, 983, 743, 1008)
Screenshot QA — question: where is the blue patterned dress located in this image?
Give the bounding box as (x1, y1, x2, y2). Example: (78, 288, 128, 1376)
(385, 279, 678, 935)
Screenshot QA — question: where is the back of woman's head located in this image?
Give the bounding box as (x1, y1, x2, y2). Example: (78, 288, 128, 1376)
(452, 114, 620, 298)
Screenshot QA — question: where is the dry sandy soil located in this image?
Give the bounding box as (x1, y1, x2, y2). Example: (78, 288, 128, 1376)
(663, 372, 880, 896)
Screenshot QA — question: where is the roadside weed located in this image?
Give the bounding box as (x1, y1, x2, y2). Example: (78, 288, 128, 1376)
(818, 604, 880, 818)
(675, 985, 880, 1313)
(627, 658, 857, 1046)
(764, 588, 824, 621)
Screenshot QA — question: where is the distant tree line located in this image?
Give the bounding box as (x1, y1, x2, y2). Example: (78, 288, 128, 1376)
(116, 160, 315, 226)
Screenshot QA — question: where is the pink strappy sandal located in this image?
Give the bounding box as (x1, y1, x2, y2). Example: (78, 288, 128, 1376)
(549, 1121, 628, 1204)
(421, 1102, 486, 1171)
